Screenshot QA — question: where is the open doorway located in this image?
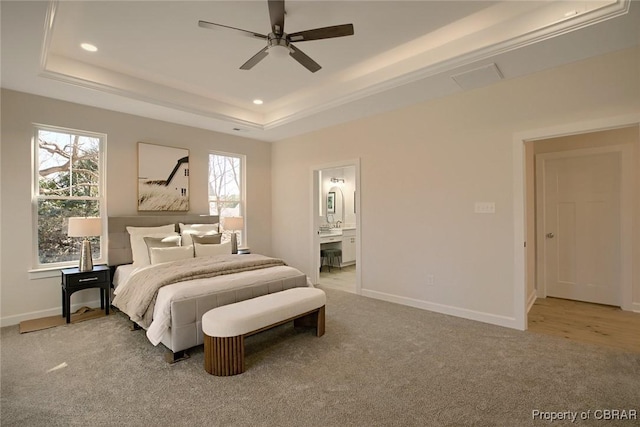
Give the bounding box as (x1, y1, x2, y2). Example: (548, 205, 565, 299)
(518, 123, 638, 344)
(310, 160, 361, 294)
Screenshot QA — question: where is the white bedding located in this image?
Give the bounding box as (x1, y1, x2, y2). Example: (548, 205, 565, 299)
(114, 263, 311, 346)
(113, 264, 136, 290)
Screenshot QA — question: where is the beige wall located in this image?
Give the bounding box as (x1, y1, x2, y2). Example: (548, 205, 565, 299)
(0, 89, 272, 325)
(527, 126, 640, 309)
(271, 46, 640, 328)
(2, 46, 638, 328)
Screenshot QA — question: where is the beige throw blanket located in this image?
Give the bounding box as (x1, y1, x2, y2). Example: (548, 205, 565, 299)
(112, 254, 287, 328)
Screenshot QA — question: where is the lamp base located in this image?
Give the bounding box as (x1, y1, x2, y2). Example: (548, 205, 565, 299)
(79, 240, 94, 272)
(231, 233, 238, 254)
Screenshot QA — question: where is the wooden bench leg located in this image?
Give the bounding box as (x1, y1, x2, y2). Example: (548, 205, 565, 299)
(317, 305, 325, 337)
(293, 306, 325, 337)
(204, 334, 245, 376)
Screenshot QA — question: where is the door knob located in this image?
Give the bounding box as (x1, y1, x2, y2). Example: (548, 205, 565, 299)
(546, 232, 555, 238)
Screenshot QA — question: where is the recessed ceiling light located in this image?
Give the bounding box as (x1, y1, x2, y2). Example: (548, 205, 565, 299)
(253, 99, 263, 105)
(81, 43, 98, 52)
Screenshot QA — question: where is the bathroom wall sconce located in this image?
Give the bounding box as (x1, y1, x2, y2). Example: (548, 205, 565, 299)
(331, 178, 345, 184)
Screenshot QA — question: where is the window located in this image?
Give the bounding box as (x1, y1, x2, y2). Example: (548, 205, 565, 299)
(208, 152, 244, 243)
(33, 125, 105, 268)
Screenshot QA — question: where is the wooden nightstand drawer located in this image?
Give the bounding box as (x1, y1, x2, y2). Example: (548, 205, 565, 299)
(64, 269, 109, 287)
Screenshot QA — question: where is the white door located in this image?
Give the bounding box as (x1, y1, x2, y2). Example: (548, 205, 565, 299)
(541, 152, 621, 306)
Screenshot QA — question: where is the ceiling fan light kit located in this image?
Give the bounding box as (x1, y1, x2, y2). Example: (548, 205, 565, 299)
(198, 0, 354, 73)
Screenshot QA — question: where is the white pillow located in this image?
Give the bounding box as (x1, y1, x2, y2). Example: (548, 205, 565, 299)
(194, 242, 231, 257)
(126, 224, 176, 266)
(149, 245, 194, 265)
(179, 223, 219, 246)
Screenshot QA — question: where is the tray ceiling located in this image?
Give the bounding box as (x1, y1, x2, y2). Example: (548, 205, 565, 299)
(1, 1, 638, 141)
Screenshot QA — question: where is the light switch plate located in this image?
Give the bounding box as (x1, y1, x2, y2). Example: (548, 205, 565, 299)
(474, 202, 496, 214)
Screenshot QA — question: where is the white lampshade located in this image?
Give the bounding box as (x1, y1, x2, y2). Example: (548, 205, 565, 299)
(223, 216, 244, 231)
(68, 217, 102, 237)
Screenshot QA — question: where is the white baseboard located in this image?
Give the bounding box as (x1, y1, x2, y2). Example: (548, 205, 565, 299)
(633, 302, 640, 313)
(360, 289, 520, 330)
(1, 299, 103, 327)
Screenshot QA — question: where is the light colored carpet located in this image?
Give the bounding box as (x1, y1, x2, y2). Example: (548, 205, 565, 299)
(1, 288, 638, 426)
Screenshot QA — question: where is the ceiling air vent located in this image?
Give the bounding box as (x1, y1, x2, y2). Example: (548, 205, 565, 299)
(451, 63, 503, 90)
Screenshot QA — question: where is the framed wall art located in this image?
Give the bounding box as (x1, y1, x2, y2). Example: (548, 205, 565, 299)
(327, 191, 336, 214)
(138, 142, 189, 211)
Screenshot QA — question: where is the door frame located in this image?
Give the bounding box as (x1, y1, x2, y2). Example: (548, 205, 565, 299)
(512, 113, 639, 330)
(309, 158, 362, 293)
(535, 145, 630, 305)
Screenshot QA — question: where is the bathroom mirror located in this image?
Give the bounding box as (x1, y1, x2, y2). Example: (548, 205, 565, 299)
(326, 186, 344, 225)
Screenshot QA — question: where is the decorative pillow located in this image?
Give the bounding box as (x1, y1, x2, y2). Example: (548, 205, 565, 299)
(179, 223, 219, 246)
(149, 245, 194, 265)
(126, 224, 176, 266)
(144, 235, 181, 260)
(194, 242, 231, 257)
(191, 234, 222, 245)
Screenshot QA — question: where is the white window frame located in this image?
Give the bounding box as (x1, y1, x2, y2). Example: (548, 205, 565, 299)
(208, 150, 246, 239)
(31, 124, 107, 270)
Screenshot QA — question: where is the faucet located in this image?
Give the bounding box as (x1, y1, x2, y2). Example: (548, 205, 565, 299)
(335, 220, 342, 228)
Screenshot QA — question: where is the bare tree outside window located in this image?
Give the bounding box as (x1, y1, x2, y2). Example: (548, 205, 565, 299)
(208, 154, 241, 217)
(208, 153, 244, 243)
(34, 126, 104, 266)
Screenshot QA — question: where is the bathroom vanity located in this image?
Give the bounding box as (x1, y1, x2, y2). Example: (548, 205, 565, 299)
(319, 227, 356, 267)
(341, 228, 356, 265)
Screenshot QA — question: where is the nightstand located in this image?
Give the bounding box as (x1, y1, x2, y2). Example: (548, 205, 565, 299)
(61, 265, 111, 323)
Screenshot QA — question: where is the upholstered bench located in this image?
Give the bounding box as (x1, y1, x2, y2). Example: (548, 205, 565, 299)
(202, 287, 326, 376)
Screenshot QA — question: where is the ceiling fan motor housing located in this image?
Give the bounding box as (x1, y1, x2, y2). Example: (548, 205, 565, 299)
(268, 33, 290, 50)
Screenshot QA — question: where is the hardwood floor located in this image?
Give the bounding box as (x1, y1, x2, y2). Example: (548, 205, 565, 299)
(317, 264, 356, 293)
(528, 297, 640, 353)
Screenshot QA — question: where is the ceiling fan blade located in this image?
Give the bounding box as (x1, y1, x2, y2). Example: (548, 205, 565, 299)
(198, 20, 267, 40)
(240, 46, 270, 70)
(268, 0, 285, 35)
(288, 24, 354, 42)
(289, 44, 321, 73)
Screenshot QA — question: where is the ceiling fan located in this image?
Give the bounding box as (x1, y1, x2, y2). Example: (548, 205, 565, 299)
(198, 0, 354, 73)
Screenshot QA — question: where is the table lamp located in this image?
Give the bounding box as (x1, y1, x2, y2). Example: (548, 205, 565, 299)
(223, 216, 244, 254)
(68, 217, 102, 271)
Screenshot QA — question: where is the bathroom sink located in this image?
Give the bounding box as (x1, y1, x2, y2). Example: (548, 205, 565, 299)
(318, 229, 342, 236)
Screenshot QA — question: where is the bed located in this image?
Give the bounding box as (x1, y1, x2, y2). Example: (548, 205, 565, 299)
(107, 215, 310, 362)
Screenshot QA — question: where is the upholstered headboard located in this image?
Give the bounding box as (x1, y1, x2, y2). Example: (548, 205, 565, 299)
(107, 215, 219, 266)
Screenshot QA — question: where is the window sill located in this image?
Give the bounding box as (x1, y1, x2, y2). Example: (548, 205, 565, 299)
(28, 267, 64, 280)
(28, 259, 106, 280)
